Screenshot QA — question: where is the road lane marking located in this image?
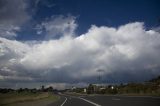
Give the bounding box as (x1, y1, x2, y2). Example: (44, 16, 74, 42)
(60, 97, 67, 106)
(79, 97, 101, 106)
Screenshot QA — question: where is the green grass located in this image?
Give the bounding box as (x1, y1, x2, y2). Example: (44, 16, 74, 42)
(0, 92, 59, 106)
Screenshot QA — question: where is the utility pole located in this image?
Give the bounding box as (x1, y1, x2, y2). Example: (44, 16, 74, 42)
(97, 69, 104, 84)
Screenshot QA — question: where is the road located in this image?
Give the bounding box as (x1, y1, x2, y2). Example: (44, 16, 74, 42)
(49, 94, 160, 106)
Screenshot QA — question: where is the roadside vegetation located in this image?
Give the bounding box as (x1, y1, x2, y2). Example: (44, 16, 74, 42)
(0, 87, 59, 106)
(70, 76, 160, 96)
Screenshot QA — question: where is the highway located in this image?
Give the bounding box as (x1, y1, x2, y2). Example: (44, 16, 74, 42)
(49, 94, 160, 106)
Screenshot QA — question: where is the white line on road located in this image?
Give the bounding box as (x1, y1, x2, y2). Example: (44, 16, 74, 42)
(60, 97, 67, 106)
(79, 97, 101, 106)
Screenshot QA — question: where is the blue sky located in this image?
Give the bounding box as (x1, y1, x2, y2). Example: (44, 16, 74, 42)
(0, 0, 160, 89)
(16, 0, 160, 40)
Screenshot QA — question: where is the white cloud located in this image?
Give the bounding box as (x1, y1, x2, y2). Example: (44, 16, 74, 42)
(37, 15, 77, 39)
(1, 22, 160, 88)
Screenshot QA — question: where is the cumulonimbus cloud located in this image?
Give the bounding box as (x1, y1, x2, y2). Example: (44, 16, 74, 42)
(0, 21, 160, 88)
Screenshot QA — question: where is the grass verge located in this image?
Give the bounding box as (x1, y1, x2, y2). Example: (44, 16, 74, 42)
(0, 92, 59, 106)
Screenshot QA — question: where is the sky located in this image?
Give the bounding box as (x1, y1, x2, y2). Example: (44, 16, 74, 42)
(0, 0, 160, 89)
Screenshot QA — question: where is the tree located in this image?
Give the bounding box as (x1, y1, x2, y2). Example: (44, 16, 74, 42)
(87, 84, 94, 94)
(41, 85, 45, 91)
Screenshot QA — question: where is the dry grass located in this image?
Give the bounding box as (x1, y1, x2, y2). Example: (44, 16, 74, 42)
(0, 92, 59, 106)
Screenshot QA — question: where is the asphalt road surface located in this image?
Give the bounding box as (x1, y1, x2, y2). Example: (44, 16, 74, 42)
(49, 94, 160, 106)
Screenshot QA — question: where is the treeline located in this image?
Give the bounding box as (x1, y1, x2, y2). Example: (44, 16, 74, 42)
(0, 86, 57, 94)
(72, 75, 160, 96)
